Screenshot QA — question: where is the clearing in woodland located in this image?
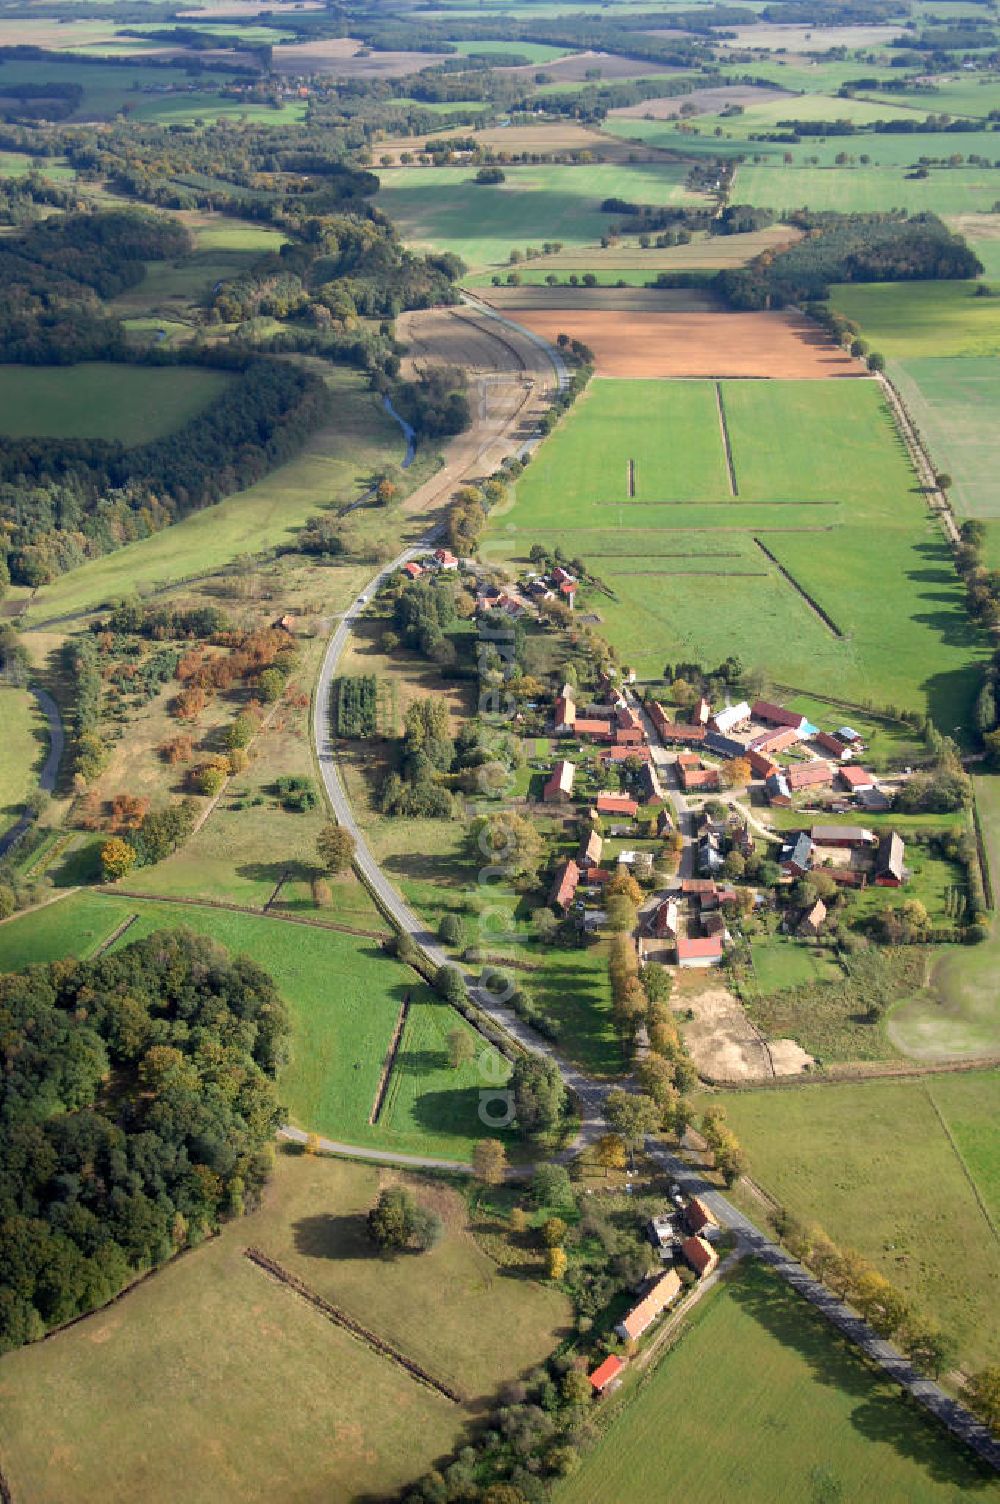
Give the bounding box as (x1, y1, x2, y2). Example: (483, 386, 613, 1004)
(491, 377, 984, 724)
(557, 1261, 996, 1504)
(0, 363, 231, 444)
(0, 1153, 570, 1504)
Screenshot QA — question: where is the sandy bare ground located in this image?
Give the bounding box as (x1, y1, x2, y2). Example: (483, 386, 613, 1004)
(500, 50, 685, 83)
(610, 84, 793, 120)
(393, 304, 557, 518)
(679, 982, 813, 1082)
(481, 304, 862, 379)
(270, 38, 451, 76)
(374, 121, 676, 167)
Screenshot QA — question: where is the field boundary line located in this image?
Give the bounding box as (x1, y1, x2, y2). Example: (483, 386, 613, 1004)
(243, 1246, 464, 1403)
(753, 538, 845, 638)
(92, 887, 391, 940)
(369, 989, 412, 1126)
(922, 1083, 999, 1245)
(714, 381, 738, 497)
(876, 372, 961, 547)
(92, 912, 140, 957)
(706, 1053, 1000, 1090)
(971, 794, 994, 911)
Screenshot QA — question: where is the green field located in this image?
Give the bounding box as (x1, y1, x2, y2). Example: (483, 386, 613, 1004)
(750, 936, 842, 993)
(891, 357, 1000, 523)
(0, 57, 240, 119)
(830, 283, 1000, 361)
(131, 92, 308, 126)
(889, 774, 1000, 1060)
(0, 149, 76, 180)
(491, 378, 985, 725)
(0, 1153, 570, 1503)
(559, 1261, 997, 1504)
(0, 891, 504, 1160)
(866, 76, 1000, 120)
(714, 1074, 1000, 1370)
(18, 368, 407, 623)
(0, 686, 45, 821)
(375, 162, 710, 269)
(732, 162, 1000, 215)
(0, 363, 230, 444)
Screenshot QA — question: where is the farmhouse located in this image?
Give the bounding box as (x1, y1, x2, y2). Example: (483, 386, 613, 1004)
(750, 725, 802, 757)
(680, 1235, 719, 1278)
(676, 935, 723, 968)
(401, 561, 424, 581)
(786, 760, 833, 792)
(650, 897, 679, 938)
(752, 701, 808, 734)
(765, 771, 792, 806)
(875, 831, 906, 886)
(433, 548, 459, 571)
(676, 754, 720, 792)
(552, 566, 575, 587)
(686, 1197, 719, 1241)
(543, 760, 576, 803)
(814, 730, 850, 760)
(579, 830, 604, 867)
(614, 1269, 682, 1342)
(596, 793, 639, 817)
(839, 765, 875, 794)
(749, 749, 780, 780)
(576, 717, 614, 742)
(554, 695, 576, 735)
(709, 702, 751, 736)
(781, 832, 813, 877)
(588, 1355, 624, 1396)
(549, 859, 580, 912)
(799, 899, 827, 938)
(649, 706, 707, 746)
(602, 744, 652, 765)
(811, 825, 876, 849)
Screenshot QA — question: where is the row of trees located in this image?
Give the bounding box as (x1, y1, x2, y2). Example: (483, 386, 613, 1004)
(332, 674, 379, 739)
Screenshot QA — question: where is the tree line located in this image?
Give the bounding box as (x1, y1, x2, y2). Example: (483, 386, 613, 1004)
(0, 928, 288, 1354)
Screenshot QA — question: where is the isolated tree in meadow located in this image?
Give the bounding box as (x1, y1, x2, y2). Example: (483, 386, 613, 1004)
(100, 837, 138, 882)
(368, 1187, 415, 1251)
(439, 912, 465, 948)
(172, 685, 207, 721)
(474, 1138, 507, 1185)
(448, 1027, 475, 1070)
(317, 822, 355, 874)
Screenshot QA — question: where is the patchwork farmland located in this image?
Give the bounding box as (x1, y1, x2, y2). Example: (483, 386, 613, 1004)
(490, 376, 985, 725)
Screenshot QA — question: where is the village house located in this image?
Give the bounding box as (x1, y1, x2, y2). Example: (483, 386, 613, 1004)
(781, 832, 814, 878)
(432, 547, 459, 571)
(579, 829, 604, 867)
(686, 1197, 720, 1242)
(875, 831, 906, 886)
(680, 1235, 719, 1278)
(799, 898, 827, 938)
(676, 934, 724, 968)
(705, 731, 747, 761)
(576, 717, 615, 742)
(602, 744, 652, 766)
(596, 793, 639, 818)
(709, 702, 751, 736)
(655, 807, 674, 838)
(615, 1268, 682, 1342)
(559, 580, 577, 609)
(649, 703, 707, 745)
(650, 897, 679, 938)
(694, 696, 712, 725)
(588, 1355, 624, 1396)
(636, 762, 665, 806)
(765, 770, 792, 806)
(786, 760, 833, 792)
(548, 858, 580, 912)
(401, 561, 424, 581)
(747, 748, 779, 780)
(543, 759, 576, 803)
(751, 701, 808, 735)
(553, 694, 576, 735)
(551, 565, 575, 587)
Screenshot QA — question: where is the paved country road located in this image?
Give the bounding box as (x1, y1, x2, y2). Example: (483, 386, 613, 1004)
(307, 309, 1000, 1474)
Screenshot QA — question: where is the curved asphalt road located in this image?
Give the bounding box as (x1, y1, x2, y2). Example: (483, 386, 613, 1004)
(308, 311, 1000, 1473)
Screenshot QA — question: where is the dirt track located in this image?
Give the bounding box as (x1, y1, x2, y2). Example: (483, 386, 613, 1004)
(394, 304, 558, 516)
(480, 305, 863, 379)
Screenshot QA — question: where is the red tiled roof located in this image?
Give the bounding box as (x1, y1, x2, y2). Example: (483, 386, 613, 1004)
(618, 1269, 682, 1341)
(839, 765, 873, 789)
(680, 1234, 718, 1276)
(786, 760, 832, 790)
(588, 1355, 624, 1392)
(676, 935, 723, 961)
(751, 701, 804, 728)
(596, 793, 638, 816)
(602, 745, 651, 764)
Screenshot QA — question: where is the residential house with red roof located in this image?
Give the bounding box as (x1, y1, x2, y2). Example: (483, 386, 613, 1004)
(543, 759, 576, 803)
(680, 1235, 718, 1278)
(596, 793, 639, 817)
(614, 1269, 682, 1342)
(548, 859, 580, 912)
(588, 1355, 624, 1395)
(676, 935, 723, 968)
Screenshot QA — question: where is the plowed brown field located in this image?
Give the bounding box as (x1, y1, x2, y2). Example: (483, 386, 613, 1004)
(483, 305, 861, 379)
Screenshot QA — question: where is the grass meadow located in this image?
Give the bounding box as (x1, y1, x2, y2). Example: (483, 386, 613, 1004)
(493, 377, 985, 725)
(0, 1153, 571, 1503)
(830, 283, 1000, 361)
(733, 163, 1000, 216)
(713, 1075, 1000, 1371)
(0, 57, 240, 118)
(0, 686, 45, 820)
(0, 363, 230, 444)
(891, 357, 1000, 523)
(18, 368, 408, 623)
(375, 162, 710, 269)
(558, 1262, 997, 1504)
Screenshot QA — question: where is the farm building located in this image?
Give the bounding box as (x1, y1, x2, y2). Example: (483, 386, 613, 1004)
(875, 832, 906, 886)
(838, 726, 863, 745)
(781, 832, 814, 877)
(839, 765, 875, 794)
(811, 825, 876, 849)
(751, 701, 808, 734)
(694, 696, 712, 725)
(686, 1197, 719, 1241)
(648, 1214, 679, 1258)
(765, 771, 792, 806)
(748, 748, 780, 780)
(588, 1355, 624, 1396)
(576, 717, 614, 742)
(680, 1235, 719, 1278)
(799, 899, 827, 938)
(814, 730, 850, 760)
(401, 561, 424, 580)
(554, 695, 576, 735)
(636, 762, 665, 806)
(750, 725, 802, 757)
(705, 731, 747, 760)
(549, 859, 580, 912)
(681, 878, 717, 898)
(559, 580, 577, 608)
(709, 702, 751, 736)
(579, 830, 604, 867)
(650, 898, 679, 938)
(650, 708, 707, 745)
(677, 757, 720, 792)
(602, 745, 652, 765)
(615, 1269, 682, 1342)
(596, 793, 639, 817)
(655, 808, 674, 838)
(786, 760, 833, 792)
(433, 548, 459, 571)
(543, 760, 576, 803)
(676, 935, 723, 968)
(552, 566, 575, 587)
